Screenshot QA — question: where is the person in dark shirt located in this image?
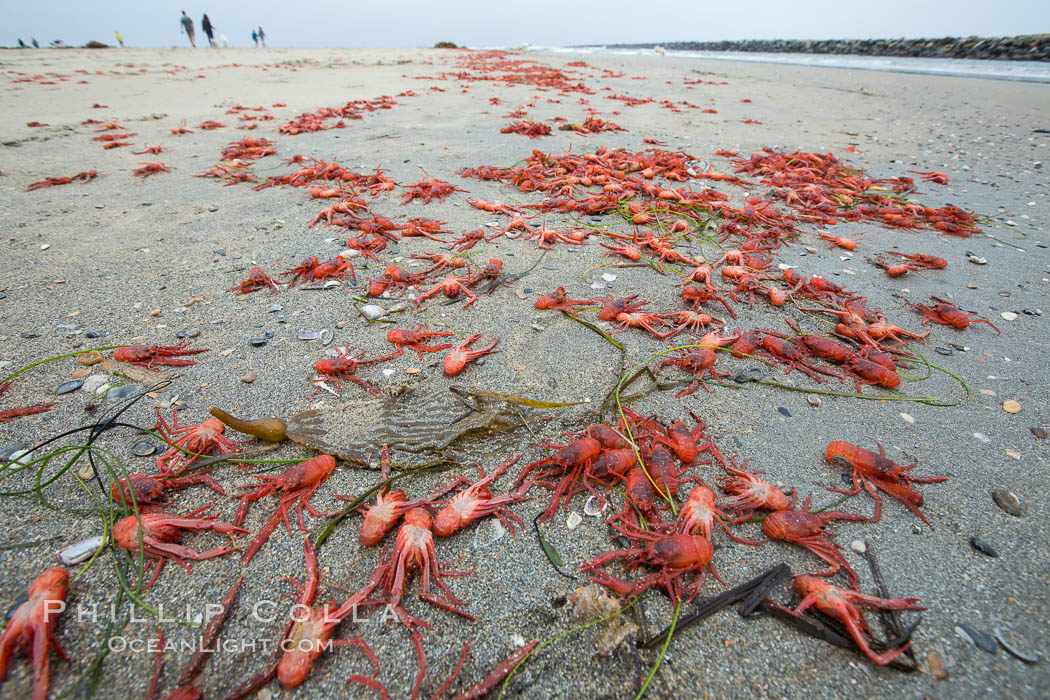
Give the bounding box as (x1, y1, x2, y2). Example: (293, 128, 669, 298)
(180, 11, 196, 47)
(258, 26, 266, 47)
(202, 14, 215, 47)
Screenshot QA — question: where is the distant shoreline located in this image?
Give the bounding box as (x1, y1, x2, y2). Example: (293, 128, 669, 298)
(599, 34, 1050, 62)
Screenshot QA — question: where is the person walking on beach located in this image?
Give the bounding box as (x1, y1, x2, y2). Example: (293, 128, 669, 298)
(114, 30, 124, 48)
(180, 11, 196, 47)
(201, 14, 216, 47)
(258, 26, 266, 47)
(251, 30, 258, 47)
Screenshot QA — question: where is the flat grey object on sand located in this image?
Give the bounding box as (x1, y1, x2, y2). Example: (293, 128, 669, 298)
(0, 47, 1047, 699)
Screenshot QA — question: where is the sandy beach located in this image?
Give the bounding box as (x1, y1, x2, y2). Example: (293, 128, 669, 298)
(0, 46, 1047, 698)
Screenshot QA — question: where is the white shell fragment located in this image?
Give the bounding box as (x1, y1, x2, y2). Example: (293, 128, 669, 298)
(82, 375, 109, 394)
(359, 304, 386, 321)
(2, 449, 32, 469)
(584, 495, 606, 516)
(314, 381, 339, 396)
(601, 272, 617, 282)
(955, 625, 976, 646)
(472, 519, 507, 550)
(1000, 311, 1018, 321)
(566, 512, 582, 529)
(59, 535, 105, 565)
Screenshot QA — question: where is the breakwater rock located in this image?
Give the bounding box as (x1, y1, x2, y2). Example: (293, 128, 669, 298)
(607, 35, 1050, 62)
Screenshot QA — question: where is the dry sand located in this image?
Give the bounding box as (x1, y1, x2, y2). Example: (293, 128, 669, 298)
(0, 46, 1048, 698)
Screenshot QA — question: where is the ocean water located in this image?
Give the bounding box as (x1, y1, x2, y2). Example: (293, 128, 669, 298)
(501, 45, 1050, 84)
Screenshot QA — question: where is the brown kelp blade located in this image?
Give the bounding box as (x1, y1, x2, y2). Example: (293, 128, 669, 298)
(759, 600, 919, 672)
(643, 565, 789, 649)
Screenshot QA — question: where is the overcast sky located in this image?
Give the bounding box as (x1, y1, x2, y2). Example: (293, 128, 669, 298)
(5, 1, 1049, 49)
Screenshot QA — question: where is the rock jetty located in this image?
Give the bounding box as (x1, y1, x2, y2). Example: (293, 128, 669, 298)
(607, 35, 1050, 62)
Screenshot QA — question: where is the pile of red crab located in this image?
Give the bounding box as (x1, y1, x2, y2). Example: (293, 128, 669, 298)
(277, 95, 401, 134)
(9, 49, 1009, 699)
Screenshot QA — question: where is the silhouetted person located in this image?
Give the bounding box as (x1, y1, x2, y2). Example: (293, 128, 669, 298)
(251, 30, 258, 48)
(180, 11, 196, 47)
(32, 38, 39, 48)
(114, 30, 124, 48)
(18, 39, 27, 48)
(258, 26, 266, 47)
(202, 14, 215, 47)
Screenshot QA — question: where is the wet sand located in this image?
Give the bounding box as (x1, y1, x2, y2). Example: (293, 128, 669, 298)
(0, 47, 1048, 698)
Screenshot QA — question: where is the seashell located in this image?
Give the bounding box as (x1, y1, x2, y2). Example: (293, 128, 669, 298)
(106, 385, 137, 401)
(584, 496, 606, 516)
(956, 623, 997, 653)
(970, 537, 998, 557)
(56, 380, 84, 395)
(471, 519, 507, 550)
(59, 535, 105, 565)
(991, 489, 1023, 517)
(995, 628, 1042, 663)
(2, 449, 33, 469)
(359, 305, 386, 321)
(131, 440, 157, 457)
(78, 351, 103, 366)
